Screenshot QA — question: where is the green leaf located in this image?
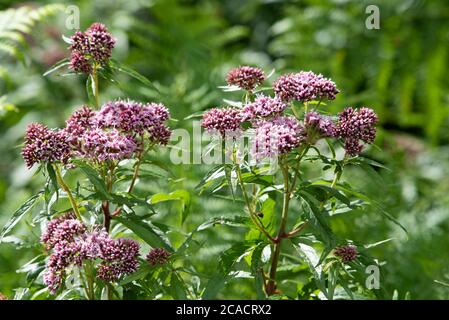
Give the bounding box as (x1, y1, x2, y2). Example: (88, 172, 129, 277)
(203, 242, 253, 299)
(85, 75, 95, 106)
(43, 58, 69, 76)
(109, 59, 157, 91)
(197, 215, 252, 231)
(119, 262, 151, 285)
(0, 191, 43, 242)
(168, 273, 188, 299)
(115, 215, 173, 252)
(292, 241, 328, 297)
(250, 242, 268, 299)
(150, 190, 191, 224)
(46, 163, 59, 200)
(74, 161, 111, 200)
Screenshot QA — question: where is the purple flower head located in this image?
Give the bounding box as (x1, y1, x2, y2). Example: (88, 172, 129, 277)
(303, 111, 337, 143)
(22, 123, 71, 168)
(41, 214, 86, 250)
(78, 228, 110, 259)
(242, 96, 288, 121)
(201, 107, 243, 137)
(64, 106, 97, 145)
(81, 128, 137, 161)
(97, 238, 140, 282)
(273, 71, 339, 102)
(336, 107, 378, 156)
(69, 22, 115, 74)
(146, 248, 171, 266)
(69, 51, 92, 73)
(251, 116, 303, 161)
(43, 267, 65, 294)
(44, 239, 88, 294)
(334, 245, 358, 263)
(41, 215, 141, 292)
(225, 66, 265, 91)
(96, 100, 171, 144)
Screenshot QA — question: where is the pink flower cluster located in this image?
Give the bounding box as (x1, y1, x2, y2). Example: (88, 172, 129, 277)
(225, 66, 265, 91)
(69, 23, 116, 74)
(241, 96, 287, 121)
(273, 71, 339, 102)
(82, 128, 137, 161)
(96, 238, 140, 282)
(201, 107, 243, 137)
(302, 111, 337, 143)
(41, 214, 140, 294)
(252, 116, 303, 161)
(201, 67, 379, 161)
(334, 245, 358, 263)
(21, 123, 71, 168)
(336, 107, 378, 156)
(146, 248, 171, 266)
(96, 100, 171, 145)
(23, 100, 171, 168)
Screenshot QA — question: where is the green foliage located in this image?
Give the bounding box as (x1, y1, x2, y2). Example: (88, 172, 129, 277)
(0, 4, 64, 63)
(0, 0, 448, 300)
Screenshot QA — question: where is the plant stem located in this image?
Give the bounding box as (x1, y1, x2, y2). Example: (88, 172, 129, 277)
(111, 142, 148, 218)
(92, 66, 99, 109)
(232, 148, 275, 242)
(127, 150, 143, 193)
(54, 165, 82, 221)
(266, 163, 290, 295)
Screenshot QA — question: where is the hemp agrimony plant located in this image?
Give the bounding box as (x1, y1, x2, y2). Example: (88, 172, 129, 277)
(198, 66, 392, 299)
(0, 23, 190, 300)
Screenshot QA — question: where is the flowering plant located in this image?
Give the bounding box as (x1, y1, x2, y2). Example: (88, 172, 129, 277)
(1, 21, 401, 300)
(0, 23, 189, 300)
(198, 66, 398, 299)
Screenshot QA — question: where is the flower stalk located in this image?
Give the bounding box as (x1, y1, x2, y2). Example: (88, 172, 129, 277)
(53, 164, 82, 221)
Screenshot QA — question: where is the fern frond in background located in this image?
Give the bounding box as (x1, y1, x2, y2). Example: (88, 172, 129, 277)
(0, 4, 64, 62)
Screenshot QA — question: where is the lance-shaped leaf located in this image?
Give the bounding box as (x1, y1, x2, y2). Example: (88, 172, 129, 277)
(115, 215, 173, 252)
(0, 191, 43, 241)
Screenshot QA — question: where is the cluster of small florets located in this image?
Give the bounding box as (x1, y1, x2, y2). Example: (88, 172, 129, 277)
(0, 293, 7, 300)
(82, 128, 137, 161)
(252, 116, 303, 161)
(201, 107, 243, 137)
(241, 96, 288, 121)
(203, 67, 378, 161)
(69, 23, 116, 73)
(64, 106, 97, 145)
(336, 107, 378, 156)
(302, 111, 337, 143)
(41, 214, 140, 294)
(22, 100, 171, 168)
(21, 123, 71, 168)
(96, 100, 171, 144)
(225, 66, 265, 91)
(146, 248, 171, 266)
(273, 71, 339, 102)
(41, 213, 86, 250)
(96, 238, 140, 282)
(334, 245, 358, 263)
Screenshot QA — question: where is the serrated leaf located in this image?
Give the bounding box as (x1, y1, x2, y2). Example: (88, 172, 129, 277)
(109, 59, 157, 91)
(46, 163, 59, 200)
(74, 161, 111, 200)
(203, 242, 253, 299)
(150, 189, 191, 224)
(115, 215, 173, 252)
(43, 58, 69, 76)
(0, 191, 43, 241)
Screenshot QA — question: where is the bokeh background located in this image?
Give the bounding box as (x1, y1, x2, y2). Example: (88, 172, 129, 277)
(1, 0, 448, 299)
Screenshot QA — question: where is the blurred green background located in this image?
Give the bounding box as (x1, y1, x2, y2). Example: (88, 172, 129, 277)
(1, 0, 448, 299)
